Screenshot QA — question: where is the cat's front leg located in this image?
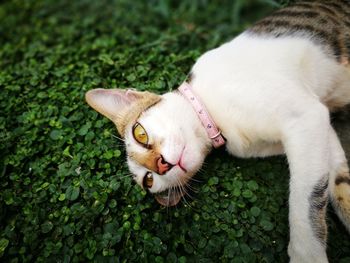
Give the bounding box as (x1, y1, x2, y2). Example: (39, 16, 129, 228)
(281, 103, 330, 263)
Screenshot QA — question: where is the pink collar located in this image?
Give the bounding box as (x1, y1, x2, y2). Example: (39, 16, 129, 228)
(178, 82, 225, 148)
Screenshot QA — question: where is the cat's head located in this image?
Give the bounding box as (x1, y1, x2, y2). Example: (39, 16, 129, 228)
(86, 88, 211, 206)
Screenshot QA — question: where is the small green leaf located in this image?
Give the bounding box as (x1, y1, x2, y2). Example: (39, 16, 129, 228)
(41, 221, 54, 233)
(63, 146, 73, 158)
(78, 123, 91, 136)
(99, 54, 114, 65)
(247, 180, 259, 190)
(0, 238, 9, 255)
(58, 193, 66, 201)
(260, 220, 274, 231)
(37, 91, 47, 98)
(208, 177, 219, 186)
(103, 150, 114, 159)
(41, 182, 50, 188)
(184, 243, 194, 254)
(114, 150, 121, 157)
(126, 73, 136, 82)
(250, 206, 261, 217)
(108, 199, 117, 208)
(65, 186, 80, 201)
(123, 221, 131, 230)
(233, 188, 241, 197)
(198, 238, 207, 249)
(242, 190, 253, 198)
(50, 130, 62, 140)
(109, 179, 120, 191)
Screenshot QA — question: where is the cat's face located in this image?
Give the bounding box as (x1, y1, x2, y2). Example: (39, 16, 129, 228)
(86, 89, 211, 206)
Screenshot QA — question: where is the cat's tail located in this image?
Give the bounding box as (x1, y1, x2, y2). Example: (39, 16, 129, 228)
(329, 163, 350, 232)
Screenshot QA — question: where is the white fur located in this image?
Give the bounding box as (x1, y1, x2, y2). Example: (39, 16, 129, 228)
(126, 93, 211, 193)
(191, 33, 349, 157)
(124, 33, 350, 262)
(190, 33, 350, 262)
(192, 34, 350, 262)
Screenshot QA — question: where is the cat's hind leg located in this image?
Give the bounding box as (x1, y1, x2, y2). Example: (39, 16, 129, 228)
(329, 128, 350, 232)
(281, 102, 330, 263)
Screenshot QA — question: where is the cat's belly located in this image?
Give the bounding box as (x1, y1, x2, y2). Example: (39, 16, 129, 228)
(225, 140, 284, 158)
(220, 113, 284, 158)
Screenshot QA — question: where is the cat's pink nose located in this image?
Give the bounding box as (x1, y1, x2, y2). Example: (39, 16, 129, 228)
(157, 156, 173, 175)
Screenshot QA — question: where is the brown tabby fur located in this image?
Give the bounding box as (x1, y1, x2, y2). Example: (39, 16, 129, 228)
(249, 0, 350, 65)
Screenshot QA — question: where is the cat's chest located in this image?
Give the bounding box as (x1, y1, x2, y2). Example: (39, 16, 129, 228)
(191, 78, 283, 158)
(210, 103, 282, 158)
(188, 40, 287, 157)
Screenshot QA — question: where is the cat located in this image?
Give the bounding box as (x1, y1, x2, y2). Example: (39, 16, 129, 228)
(85, 1, 350, 262)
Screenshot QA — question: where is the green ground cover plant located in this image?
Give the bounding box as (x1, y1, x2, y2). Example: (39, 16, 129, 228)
(1, 0, 349, 262)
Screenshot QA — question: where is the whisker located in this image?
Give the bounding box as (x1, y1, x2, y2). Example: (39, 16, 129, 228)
(108, 144, 125, 152)
(183, 184, 195, 200)
(172, 185, 179, 211)
(170, 185, 178, 212)
(179, 185, 191, 208)
(117, 173, 134, 180)
(185, 182, 199, 193)
(111, 142, 124, 148)
(187, 176, 202, 183)
(111, 134, 125, 143)
(182, 177, 199, 199)
(167, 185, 173, 207)
(189, 176, 203, 186)
(179, 174, 202, 198)
(197, 167, 207, 174)
(175, 177, 193, 209)
(174, 177, 184, 201)
(200, 161, 208, 168)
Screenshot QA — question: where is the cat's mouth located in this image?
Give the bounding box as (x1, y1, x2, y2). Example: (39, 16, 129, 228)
(154, 187, 185, 206)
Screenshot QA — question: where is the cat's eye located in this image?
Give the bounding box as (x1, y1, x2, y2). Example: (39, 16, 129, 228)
(143, 172, 153, 189)
(132, 122, 149, 146)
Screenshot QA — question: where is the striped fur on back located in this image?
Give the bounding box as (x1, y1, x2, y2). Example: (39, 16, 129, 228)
(248, 0, 350, 64)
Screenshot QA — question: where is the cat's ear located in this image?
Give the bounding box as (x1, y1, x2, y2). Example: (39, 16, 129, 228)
(85, 88, 143, 121)
(85, 88, 160, 136)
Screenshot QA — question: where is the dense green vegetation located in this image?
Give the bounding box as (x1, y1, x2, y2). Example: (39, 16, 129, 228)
(1, 0, 349, 262)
